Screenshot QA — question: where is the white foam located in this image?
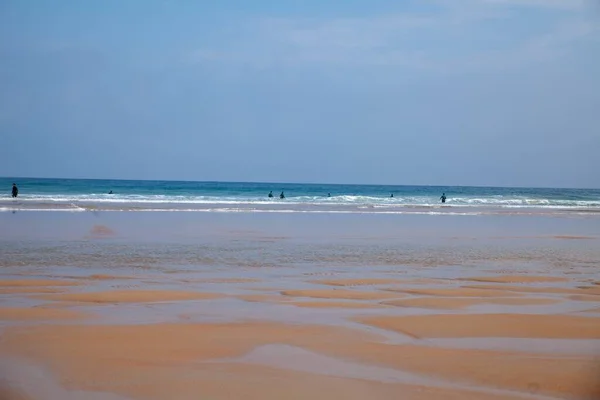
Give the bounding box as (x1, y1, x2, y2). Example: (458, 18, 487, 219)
(2, 192, 599, 216)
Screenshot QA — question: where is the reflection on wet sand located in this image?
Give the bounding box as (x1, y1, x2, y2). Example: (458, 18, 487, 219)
(0, 212, 599, 399)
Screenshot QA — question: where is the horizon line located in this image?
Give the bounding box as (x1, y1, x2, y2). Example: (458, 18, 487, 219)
(1, 176, 598, 191)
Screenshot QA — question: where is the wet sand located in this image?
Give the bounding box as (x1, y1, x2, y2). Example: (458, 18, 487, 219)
(85, 274, 137, 280)
(0, 211, 599, 399)
(311, 278, 407, 286)
(281, 289, 402, 300)
(0, 279, 80, 287)
(461, 275, 569, 283)
(570, 294, 600, 302)
(33, 290, 224, 303)
(1, 319, 599, 399)
(465, 284, 600, 296)
(0, 287, 65, 294)
(288, 301, 386, 309)
(180, 278, 261, 284)
(236, 294, 295, 303)
(0, 307, 87, 321)
(356, 314, 600, 339)
(382, 297, 560, 310)
(386, 287, 525, 297)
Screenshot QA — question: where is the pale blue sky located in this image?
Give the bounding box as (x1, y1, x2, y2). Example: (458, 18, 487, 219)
(1, 0, 599, 187)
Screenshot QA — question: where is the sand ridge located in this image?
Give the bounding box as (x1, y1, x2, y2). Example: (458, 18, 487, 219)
(382, 297, 560, 310)
(32, 290, 224, 303)
(236, 294, 295, 303)
(281, 289, 401, 300)
(309, 335, 600, 399)
(0, 287, 65, 294)
(461, 275, 568, 283)
(310, 278, 406, 287)
(385, 287, 523, 298)
(0, 356, 527, 400)
(355, 313, 600, 339)
(236, 294, 383, 309)
(288, 301, 386, 309)
(465, 284, 600, 296)
(0, 307, 87, 321)
(86, 274, 136, 280)
(569, 295, 600, 302)
(108, 363, 529, 400)
(0, 386, 33, 400)
(1, 274, 134, 281)
(181, 278, 260, 284)
(1, 321, 598, 399)
(0, 279, 80, 287)
(552, 235, 596, 240)
(0, 322, 378, 369)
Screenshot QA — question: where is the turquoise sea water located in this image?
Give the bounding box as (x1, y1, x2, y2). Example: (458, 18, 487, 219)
(1, 177, 599, 215)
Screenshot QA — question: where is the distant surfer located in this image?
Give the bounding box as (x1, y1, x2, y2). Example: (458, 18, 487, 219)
(328, 193, 331, 197)
(11, 183, 18, 198)
(440, 193, 446, 203)
(280, 191, 285, 199)
(108, 190, 113, 194)
(390, 193, 394, 198)
(268, 191, 273, 198)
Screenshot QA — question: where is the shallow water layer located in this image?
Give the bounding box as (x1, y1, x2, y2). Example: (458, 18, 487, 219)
(1, 212, 599, 267)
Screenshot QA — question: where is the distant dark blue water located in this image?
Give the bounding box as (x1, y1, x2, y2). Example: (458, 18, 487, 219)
(1, 177, 599, 215)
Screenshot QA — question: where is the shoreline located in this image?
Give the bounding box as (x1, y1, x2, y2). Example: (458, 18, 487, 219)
(3, 202, 600, 217)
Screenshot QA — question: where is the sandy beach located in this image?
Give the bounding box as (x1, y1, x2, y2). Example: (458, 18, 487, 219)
(3, 0, 600, 393)
(0, 211, 599, 400)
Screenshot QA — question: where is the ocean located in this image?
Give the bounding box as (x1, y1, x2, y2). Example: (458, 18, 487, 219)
(1, 177, 599, 215)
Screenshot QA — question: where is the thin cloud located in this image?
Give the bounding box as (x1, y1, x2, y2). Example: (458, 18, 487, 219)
(447, 19, 598, 72)
(480, 0, 589, 10)
(185, 0, 597, 73)
(267, 15, 435, 49)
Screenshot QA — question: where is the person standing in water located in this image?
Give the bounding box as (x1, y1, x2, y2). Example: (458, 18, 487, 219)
(11, 183, 18, 198)
(268, 191, 273, 198)
(440, 193, 447, 203)
(280, 191, 285, 199)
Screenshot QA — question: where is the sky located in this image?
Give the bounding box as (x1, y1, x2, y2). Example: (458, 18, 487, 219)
(0, 0, 599, 188)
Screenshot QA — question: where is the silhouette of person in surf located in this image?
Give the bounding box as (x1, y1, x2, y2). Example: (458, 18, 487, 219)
(280, 191, 285, 199)
(11, 183, 18, 198)
(108, 190, 113, 194)
(268, 191, 273, 198)
(440, 193, 447, 203)
(390, 193, 394, 198)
